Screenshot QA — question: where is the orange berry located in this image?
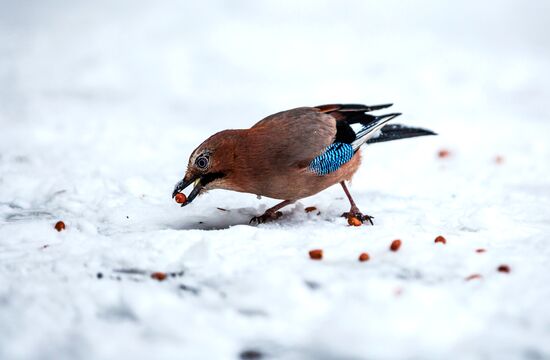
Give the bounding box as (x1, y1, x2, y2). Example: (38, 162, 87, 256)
(434, 235, 446, 244)
(309, 249, 323, 260)
(54, 221, 66, 232)
(438, 149, 451, 158)
(174, 193, 187, 204)
(151, 272, 168, 281)
(390, 239, 402, 252)
(358, 252, 370, 262)
(347, 216, 362, 227)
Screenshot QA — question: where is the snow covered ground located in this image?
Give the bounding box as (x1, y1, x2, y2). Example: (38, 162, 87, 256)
(1, 1, 550, 359)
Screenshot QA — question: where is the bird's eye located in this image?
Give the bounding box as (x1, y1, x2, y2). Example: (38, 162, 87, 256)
(195, 155, 209, 170)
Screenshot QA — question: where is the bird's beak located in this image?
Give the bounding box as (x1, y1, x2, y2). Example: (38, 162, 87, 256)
(172, 175, 203, 207)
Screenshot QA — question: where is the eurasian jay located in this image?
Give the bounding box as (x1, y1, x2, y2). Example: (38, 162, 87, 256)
(172, 103, 435, 224)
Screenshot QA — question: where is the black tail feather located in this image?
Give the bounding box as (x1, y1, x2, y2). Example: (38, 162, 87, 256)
(336, 103, 394, 112)
(366, 124, 436, 144)
(316, 103, 393, 114)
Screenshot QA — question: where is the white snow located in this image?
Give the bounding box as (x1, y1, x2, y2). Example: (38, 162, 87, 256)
(1, 1, 550, 359)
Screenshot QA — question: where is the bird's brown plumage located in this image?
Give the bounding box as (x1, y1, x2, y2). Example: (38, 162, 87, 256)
(184, 107, 361, 201)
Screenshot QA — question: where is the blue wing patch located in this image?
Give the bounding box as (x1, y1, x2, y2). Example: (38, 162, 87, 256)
(309, 143, 354, 176)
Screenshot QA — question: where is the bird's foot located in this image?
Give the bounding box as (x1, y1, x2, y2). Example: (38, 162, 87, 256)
(341, 208, 375, 225)
(249, 210, 283, 225)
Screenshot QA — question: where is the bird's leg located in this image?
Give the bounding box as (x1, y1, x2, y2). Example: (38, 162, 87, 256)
(250, 200, 294, 224)
(340, 181, 374, 225)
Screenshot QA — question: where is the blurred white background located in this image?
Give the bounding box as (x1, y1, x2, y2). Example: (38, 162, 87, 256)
(2, 0, 549, 129)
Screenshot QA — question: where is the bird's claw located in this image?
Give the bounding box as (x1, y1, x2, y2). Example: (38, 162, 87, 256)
(249, 211, 283, 225)
(341, 212, 375, 225)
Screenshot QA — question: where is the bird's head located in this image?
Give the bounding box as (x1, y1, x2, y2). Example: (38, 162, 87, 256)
(172, 130, 239, 207)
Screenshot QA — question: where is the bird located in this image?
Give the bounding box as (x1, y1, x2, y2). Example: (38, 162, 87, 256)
(172, 103, 435, 224)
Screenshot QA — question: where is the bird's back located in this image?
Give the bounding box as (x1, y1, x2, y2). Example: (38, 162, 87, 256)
(248, 107, 337, 170)
(227, 107, 353, 200)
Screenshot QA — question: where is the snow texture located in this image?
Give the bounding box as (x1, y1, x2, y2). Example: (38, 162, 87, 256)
(1, 1, 550, 359)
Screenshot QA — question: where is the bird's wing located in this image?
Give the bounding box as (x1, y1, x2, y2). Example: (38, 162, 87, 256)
(250, 107, 337, 167)
(306, 104, 401, 175)
(249, 104, 400, 176)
